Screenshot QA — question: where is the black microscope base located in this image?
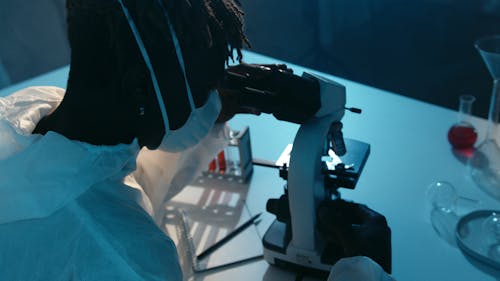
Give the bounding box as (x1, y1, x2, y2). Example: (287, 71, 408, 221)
(262, 220, 343, 277)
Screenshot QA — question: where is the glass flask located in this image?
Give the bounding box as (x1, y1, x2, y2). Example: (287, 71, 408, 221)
(426, 181, 458, 213)
(469, 35, 500, 200)
(426, 180, 485, 244)
(482, 212, 500, 261)
(483, 212, 500, 244)
(448, 95, 478, 150)
(426, 181, 460, 245)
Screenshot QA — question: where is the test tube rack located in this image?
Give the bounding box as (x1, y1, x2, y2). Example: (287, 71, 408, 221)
(203, 126, 253, 183)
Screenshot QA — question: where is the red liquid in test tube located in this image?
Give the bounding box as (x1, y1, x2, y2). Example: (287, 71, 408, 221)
(208, 158, 217, 173)
(217, 151, 226, 174)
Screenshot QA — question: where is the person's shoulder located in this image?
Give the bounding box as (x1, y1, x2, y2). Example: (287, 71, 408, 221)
(0, 86, 66, 136)
(3, 86, 65, 101)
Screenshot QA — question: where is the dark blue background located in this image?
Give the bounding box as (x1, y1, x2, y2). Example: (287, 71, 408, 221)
(1, 0, 499, 117)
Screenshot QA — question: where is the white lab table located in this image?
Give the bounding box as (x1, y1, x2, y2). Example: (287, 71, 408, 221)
(1, 51, 499, 281)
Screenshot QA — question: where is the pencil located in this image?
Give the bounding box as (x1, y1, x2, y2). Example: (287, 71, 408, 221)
(196, 212, 262, 260)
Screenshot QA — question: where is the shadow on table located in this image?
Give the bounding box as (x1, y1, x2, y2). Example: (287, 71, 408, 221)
(451, 147, 475, 165)
(163, 175, 267, 279)
(262, 265, 327, 281)
(461, 251, 500, 281)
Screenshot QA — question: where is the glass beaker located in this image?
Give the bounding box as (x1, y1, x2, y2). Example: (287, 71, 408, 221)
(448, 95, 478, 150)
(469, 35, 500, 200)
(482, 212, 500, 261)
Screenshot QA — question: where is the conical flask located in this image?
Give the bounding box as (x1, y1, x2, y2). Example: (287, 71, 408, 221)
(469, 35, 500, 200)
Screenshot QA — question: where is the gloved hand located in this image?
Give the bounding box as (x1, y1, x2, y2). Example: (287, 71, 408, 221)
(317, 199, 392, 273)
(216, 63, 321, 123)
(327, 256, 395, 281)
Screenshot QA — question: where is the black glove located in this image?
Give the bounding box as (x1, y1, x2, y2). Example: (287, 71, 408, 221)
(317, 199, 392, 273)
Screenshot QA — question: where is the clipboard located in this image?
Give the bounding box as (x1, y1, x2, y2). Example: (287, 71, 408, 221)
(164, 175, 263, 277)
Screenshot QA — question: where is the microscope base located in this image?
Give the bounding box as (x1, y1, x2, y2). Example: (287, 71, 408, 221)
(263, 220, 338, 276)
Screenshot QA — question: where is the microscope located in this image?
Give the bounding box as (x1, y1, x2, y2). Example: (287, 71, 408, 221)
(222, 64, 391, 275)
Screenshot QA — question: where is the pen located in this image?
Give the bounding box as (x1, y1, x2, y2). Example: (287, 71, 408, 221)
(196, 212, 262, 260)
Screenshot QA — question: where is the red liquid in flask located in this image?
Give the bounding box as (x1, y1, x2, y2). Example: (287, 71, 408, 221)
(448, 124, 477, 149)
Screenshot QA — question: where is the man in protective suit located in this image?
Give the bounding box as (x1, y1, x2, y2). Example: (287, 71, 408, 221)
(0, 0, 394, 280)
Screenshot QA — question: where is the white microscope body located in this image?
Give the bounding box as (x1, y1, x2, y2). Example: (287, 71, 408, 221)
(262, 72, 365, 272)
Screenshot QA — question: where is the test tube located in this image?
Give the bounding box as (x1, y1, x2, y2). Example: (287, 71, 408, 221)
(208, 158, 217, 173)
(222, 145, 234, 175)
(228, 145, 241, 176)
(217, 151, 226, 174)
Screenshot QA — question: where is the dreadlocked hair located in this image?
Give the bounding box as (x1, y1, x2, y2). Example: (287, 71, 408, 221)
(168, 0, 250, 61)
(64, 0, 249, 132)
(164, 0, 250, 101)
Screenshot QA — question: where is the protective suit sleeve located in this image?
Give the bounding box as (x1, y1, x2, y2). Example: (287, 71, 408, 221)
(132, 122, 229, 224)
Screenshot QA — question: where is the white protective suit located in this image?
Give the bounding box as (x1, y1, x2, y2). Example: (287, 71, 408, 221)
(0, 0, 395, 279)
(0, 1, 229, 279)
(0, 86, 229, 280)
(0, 86, 396, 281)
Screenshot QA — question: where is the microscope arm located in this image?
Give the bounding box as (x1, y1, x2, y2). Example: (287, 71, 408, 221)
(254, 69, 350, 270)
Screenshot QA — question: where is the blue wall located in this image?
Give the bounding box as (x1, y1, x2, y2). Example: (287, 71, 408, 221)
(1, 0, 499, 117)
(239, 0, 500, 118)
